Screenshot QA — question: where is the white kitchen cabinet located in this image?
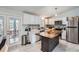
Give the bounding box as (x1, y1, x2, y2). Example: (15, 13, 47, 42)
(62, 30, 66, 40)
(23, 13, 41, 25)
(23, 14, 30, 24)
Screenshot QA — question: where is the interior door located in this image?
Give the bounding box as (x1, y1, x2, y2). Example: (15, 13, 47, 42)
(7, 16, 20, 46)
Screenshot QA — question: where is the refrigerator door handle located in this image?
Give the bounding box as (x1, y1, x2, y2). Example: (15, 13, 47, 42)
(67, 26, 77, 28)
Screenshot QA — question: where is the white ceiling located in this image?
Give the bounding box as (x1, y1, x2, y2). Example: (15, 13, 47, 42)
(0, 6, 79, 16)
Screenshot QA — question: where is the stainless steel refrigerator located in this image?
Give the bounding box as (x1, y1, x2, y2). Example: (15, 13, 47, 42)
(66, 16, 79, 44)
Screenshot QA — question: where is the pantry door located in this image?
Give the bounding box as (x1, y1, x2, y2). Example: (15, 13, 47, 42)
(7, 16, 20, 46)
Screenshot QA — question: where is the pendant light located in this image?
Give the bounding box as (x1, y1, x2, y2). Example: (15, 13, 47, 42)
(55, 8, 58, 16)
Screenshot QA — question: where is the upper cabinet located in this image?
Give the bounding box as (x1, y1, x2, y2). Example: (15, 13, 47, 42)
(23, 13, 41, 25)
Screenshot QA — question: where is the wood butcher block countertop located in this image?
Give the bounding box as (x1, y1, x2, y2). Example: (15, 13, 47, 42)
(37, 29, 61, 39)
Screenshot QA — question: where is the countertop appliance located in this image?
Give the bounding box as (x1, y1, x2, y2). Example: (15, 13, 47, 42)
(66, 17, 79, 44)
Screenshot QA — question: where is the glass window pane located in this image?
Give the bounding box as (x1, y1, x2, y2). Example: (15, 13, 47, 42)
(0, 16, 4, 37)
(9, 17, 19, 44)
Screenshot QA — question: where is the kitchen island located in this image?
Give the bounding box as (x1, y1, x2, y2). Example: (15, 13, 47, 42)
(37, 29, 61, 52)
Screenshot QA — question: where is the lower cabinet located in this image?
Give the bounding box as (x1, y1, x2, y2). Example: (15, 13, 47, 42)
(41, 36, 59, 52)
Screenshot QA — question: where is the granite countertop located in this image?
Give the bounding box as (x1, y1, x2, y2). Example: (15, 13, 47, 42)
(37, 29, 61, 39)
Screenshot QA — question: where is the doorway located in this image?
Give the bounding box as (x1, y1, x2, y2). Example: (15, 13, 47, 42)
(0, 16, 4, 40)
(7, 16, 21, 47)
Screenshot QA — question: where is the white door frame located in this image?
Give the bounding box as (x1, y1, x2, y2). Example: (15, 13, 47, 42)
(6, 16, 22, 47)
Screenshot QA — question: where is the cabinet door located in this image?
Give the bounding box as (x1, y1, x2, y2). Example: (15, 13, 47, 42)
(62, 30, 66, 40)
